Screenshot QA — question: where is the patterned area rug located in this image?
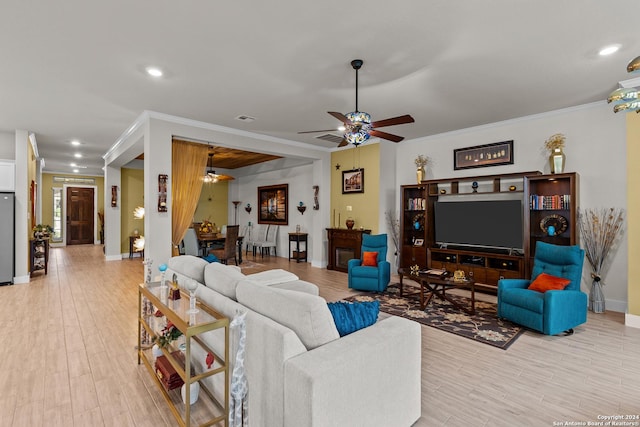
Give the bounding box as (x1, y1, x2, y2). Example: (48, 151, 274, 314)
(344, 284, 525, 350)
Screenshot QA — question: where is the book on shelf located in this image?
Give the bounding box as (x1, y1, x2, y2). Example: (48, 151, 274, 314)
(407, 198, 426, 210)
(529, 194, 570, 210)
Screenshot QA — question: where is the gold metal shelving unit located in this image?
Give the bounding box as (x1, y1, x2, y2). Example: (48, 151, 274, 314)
(138, 282, 229, 427)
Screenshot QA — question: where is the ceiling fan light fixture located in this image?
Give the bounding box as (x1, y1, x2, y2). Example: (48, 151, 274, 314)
(627, 55, 640, 73)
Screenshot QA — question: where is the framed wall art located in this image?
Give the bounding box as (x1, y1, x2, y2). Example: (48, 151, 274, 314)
(453, 140, 514, 170)
(258, 184, 288, 225)
(342, 168, 364, 194)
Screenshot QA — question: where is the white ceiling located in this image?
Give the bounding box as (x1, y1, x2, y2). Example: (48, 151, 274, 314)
(2, 1, 639, 176)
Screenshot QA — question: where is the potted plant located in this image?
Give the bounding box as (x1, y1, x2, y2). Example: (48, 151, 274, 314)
(33, 224, 54, 239)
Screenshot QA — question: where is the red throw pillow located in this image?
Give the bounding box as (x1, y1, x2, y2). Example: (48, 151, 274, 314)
(362, 251, 378, 267)
(528, 273, 571, 293)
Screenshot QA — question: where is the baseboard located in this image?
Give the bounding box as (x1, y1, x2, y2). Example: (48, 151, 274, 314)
(605, 298, 627, 313)
(105, 254, 123, 262)
(13, 275, 30, 284)
(625, 313, 640, 329)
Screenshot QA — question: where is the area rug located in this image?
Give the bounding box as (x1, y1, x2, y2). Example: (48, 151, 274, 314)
(344, 285, 525, 350)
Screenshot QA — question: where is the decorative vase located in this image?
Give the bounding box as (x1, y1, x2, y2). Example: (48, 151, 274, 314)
(549, 148, 566, 174)
(181, 381, 200, 405)
(416, 167, 425, 184)
(589, 278, 605, 313)
(345, 218, 355, 230)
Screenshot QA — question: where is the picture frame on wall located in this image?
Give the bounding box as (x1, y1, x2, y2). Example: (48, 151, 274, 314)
(453, 140, 514, 170)
(342, 168, 364, 194)
(258, 184, 288, 225)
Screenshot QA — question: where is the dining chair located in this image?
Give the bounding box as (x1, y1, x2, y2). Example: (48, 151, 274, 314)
(209, 225, 240, 265)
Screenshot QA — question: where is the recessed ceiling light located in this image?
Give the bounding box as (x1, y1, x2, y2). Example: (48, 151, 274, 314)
(70, 163, 77, 167)
(74, 153, 82, 158)
(145, 66, 163, 77)
(71, 140, 81, 146)
(73, 169, 79, 173)
(599, 44, 621, 56)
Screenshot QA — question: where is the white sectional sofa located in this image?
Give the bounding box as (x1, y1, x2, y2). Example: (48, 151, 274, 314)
(166, 255, 422, 427)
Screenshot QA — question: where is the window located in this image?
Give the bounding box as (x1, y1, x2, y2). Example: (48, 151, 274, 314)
(52, 188, 62, 242)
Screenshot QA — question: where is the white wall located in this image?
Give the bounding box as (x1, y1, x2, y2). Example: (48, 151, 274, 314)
(0, 131, 15, 159)
(393, 101, 628, 311)
(233, 163, 322, 265)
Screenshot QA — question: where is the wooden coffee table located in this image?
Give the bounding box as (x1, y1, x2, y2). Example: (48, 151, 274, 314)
(397, 268, 476, 314)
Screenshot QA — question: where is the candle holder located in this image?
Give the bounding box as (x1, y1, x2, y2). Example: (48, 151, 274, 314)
(297, 205, 307, 214)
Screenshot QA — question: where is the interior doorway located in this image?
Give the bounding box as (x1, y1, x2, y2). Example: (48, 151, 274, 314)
(67, 187, 95, 245)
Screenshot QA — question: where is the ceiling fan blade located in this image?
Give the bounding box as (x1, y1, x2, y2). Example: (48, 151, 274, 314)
(370, 114, 415, 128)
(297, 129, 340, 134)
(337, 139, 349, 147)
(369, 129, 404, 143)
(328, 111, 352, 124)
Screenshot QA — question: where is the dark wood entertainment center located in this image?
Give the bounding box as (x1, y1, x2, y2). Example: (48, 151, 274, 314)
(400, 171, 578, 291)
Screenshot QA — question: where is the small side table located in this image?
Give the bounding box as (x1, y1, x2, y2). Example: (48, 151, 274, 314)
(129, 235, 144, 259)
(288, 232, 308, 263)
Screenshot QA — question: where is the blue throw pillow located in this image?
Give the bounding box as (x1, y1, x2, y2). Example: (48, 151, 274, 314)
(203, 254, 219, 263)
(326, 301, 380, 337)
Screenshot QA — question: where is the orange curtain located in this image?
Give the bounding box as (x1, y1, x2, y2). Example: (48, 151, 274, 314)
(171, 140, 208, 256)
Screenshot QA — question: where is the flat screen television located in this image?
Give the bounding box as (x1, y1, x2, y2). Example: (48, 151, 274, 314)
(434, 200, 523, 251)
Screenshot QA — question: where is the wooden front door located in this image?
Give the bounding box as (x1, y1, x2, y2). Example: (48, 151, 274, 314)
(67, 187, 94, 245)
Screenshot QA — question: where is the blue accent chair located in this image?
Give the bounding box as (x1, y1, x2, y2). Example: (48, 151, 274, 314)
(497, 241, 587, 335)
(348, 234, 391, 292)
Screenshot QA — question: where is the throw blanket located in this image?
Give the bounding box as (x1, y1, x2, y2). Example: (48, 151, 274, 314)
(229, 311, 248, 427)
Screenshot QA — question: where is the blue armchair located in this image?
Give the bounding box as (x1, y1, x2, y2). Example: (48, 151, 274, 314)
(348, 234, 391, 292)
(497, 241, 587, 335)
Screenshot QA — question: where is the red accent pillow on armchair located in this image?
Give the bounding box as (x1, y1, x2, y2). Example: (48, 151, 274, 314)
(528, 273, 571, 293)
(362, 251, 379, 267)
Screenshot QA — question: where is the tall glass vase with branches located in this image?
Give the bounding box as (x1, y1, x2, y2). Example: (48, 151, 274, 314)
(385, 210, 400, 269)
(578, 208, 624, 313)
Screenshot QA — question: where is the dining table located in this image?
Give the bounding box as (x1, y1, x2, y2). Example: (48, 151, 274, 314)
(196, 233, 244, 264)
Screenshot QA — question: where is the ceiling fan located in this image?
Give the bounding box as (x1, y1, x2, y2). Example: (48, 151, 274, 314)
(203, 147, 234, 183)
(299, 59, 415, 147)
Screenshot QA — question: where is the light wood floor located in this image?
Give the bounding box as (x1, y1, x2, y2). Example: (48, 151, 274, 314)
(1, 245, 639, 426)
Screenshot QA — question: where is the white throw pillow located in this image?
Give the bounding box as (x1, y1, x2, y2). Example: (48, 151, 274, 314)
(236, 280, 339, 350)
(167, 255, 208, 284)
(204, 262, 246, 300)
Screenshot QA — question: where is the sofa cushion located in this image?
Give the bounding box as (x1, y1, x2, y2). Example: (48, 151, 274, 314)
(269, 280, 319, 295)
(246, 269, 299, 285)
(236, 280, 339, 350)
(326, 300, 380, 336)
(204, 262, 246, 300)
(167, 255, 208, 284)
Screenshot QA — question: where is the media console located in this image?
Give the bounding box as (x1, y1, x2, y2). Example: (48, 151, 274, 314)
(428, 247, 524, 291)
(400, 171, 579, 292)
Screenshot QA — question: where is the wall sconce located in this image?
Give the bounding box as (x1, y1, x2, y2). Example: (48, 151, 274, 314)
(245, 203, 252, 214)
(158, 174, 168, 213)
(313, 185, 319, 210)
(111, 186, 118, 207)
(297, 201, 307, 215)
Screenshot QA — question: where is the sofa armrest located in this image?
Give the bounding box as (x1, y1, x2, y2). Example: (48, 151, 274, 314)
(284, 316, 421, 427)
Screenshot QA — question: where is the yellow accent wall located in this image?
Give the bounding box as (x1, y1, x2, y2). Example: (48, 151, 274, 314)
(331, 143, 380, 233)
(121, 168, 144, 253)
(627, 114, 640, 316)
(193, 181, 229, 228)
